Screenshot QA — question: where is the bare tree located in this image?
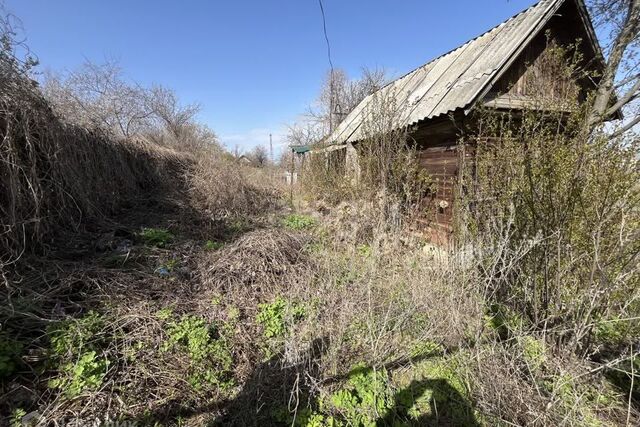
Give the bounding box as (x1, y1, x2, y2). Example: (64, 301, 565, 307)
(312, 67, 389, 134)
(146, 84, 200, 139)
(286, 120, 325, 147)
(42, 60, 153, 138)
(289, 67, 389, 147)
(249, 145, 270, 167)
(587, 0, 640, 135)
(42, 59, 212, 151)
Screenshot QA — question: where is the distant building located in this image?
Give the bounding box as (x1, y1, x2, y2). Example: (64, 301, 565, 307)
(237, 155, 253, 165)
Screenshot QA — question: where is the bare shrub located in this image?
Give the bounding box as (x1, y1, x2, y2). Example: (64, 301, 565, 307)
(468, 343, 555, 426)
(42, 60, 153, 138)
(301, 88, 431, 235)
(461, 100, 640, 354)
(248, 144, 270, 167)
(275, 238, 484, 376)
(357, 90, 429, 205)
(145, 84, 201, 140)
(455, 37, 640, 358)
(43, 60, 212, 153)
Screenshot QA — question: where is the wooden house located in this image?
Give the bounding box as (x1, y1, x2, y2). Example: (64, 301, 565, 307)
(322, 0, 614, 243)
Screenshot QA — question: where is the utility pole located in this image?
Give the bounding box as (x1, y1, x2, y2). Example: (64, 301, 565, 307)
(329, 72, 334, 136)
(269, 133, 273, 164)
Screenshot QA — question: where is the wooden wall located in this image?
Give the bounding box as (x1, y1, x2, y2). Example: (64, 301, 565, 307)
(416, 145, 457, 229)
(409, 116, 464, 243)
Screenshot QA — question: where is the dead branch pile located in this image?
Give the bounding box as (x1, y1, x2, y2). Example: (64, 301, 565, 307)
(201, 228, 311, 294)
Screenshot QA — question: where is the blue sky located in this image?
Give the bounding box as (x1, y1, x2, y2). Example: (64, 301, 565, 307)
(6, 0, 536, 152)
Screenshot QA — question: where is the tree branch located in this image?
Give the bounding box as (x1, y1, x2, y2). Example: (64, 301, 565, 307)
(590, 0, 640, 126)
(609, 114, 640, 138)
(615, 72, 640, 88)
(605, 77, 640, 117)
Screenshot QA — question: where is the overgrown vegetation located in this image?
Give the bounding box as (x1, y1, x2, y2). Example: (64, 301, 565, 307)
(2, 1, 639, 426)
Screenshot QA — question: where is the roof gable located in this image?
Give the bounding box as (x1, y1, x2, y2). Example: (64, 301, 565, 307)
(327, 0, 603, 145)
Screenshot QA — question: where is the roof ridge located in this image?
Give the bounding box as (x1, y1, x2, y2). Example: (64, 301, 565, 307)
(378, 0, 554, 92)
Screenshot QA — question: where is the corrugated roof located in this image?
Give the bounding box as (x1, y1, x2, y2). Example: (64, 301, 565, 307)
(326, 0, 567, 145)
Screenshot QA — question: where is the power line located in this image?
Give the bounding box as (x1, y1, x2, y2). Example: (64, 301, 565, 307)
(317, 0, 334, 72)
(317, 0, 336, 133)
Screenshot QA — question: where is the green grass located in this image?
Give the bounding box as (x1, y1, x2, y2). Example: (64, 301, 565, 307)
(138, 227, 174, 247)
(282, 214, 316, 230)
(205, 240, 224, 251)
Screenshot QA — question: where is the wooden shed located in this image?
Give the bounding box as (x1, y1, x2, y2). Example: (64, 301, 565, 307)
(322, 0, 611, 243)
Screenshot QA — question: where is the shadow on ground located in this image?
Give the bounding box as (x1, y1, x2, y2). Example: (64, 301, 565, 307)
(212, 346, 480, 427)
(377, 377, 480, 426)
(214, 337, 329, 426)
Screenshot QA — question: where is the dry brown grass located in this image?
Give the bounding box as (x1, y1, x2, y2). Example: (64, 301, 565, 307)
(0, 72, 190, 279)
(188, 156, 285, 221)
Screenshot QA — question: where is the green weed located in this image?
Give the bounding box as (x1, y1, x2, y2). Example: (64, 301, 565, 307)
(205, 240, 224, 251)
(594, 315, 639, 348)
(47, 311, 111, 397)
(542, 373, 619, 427)
(48, 311, 105, 357)
(138, 227, 174, 247)
(520, 336, 546, 370)
(357, 244, 372, 258)
(329, 364, 393, 426)
(163, 315, 234, 391)
(256, 297, 306, 339)
(410, 340, 445, 359)
(280, 407, 339, 427)
(484, 303, 525, 340)
(283, 214, 316, 230)
(0, 333, 23, 378)
(155, 307, 174, 321)
(387, 356, 476, 425)
(10, 408, 26, 427)
(49, 350, 110, 397)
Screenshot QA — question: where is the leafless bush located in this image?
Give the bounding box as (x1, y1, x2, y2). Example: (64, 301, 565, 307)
(268, 238, 484, 380)
(468, 344, 554, 426)
(460, 96, 640, 354)
(43, 60, 211, 152)
(42, 60, 152, 138)
(145, 84, 201, 139)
